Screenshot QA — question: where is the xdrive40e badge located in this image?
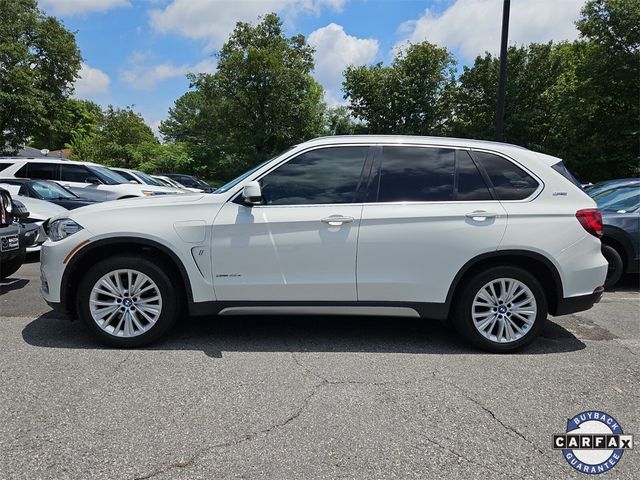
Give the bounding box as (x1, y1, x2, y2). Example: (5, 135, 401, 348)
(553, 411, 633, 474)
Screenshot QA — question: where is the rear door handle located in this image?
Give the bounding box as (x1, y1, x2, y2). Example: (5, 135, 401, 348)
(465, 211, 499, 221)
(321, 215, 354, 226)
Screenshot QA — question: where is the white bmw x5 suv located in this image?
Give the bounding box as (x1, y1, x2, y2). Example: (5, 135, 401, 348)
(40, 136, 607, 352)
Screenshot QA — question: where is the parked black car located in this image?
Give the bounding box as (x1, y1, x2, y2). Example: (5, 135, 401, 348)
(0, 178, 98, 209)
(157, 173, 214, 193)
(586, 179, 640, 288)
(1, 188, 35, 279)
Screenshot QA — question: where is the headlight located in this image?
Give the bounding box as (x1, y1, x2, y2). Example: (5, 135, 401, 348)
(47, 218, 83, 241)
(1, 192, 12, 214)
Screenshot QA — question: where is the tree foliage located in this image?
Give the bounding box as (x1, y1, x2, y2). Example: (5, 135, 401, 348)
(343, 42, 457, 135)
(30, 99, 102, 150)
(69, 106, 157, 168)
(161, 13, 326, 180)
(0, 0, 81, 153)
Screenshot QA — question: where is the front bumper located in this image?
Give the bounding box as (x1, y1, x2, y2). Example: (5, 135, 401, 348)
(40, 229, 93, 305)
(554, 286, 605, 316)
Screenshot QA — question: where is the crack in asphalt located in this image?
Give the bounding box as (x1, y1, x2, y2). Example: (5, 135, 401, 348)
(432, 372, 548, 459)
(412, 432, 506, 477)
(131, 377, 325, 480)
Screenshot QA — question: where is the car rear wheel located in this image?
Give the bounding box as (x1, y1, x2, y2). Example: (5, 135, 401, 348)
(77, 255, 181, 347)
(452, 266, 547, 352)
(601, 244, 623, 289)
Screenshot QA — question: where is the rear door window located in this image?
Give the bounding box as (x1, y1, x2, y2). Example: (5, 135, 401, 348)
(60, 164, 92, 182)
(456, 151, 493, 201)
(472, 152, 539, 200)
(377, 147, 455, 202)
(17, 162, 59, 180)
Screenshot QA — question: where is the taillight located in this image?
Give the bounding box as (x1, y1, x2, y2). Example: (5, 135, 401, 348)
(576, 208, 603, 238)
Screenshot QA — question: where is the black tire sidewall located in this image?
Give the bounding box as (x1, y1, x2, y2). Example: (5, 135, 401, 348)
(77, 255, 181, 347)
(601, 244, 623, 289)
(0, 248, 26, 279)
(453, 266, 548, 353)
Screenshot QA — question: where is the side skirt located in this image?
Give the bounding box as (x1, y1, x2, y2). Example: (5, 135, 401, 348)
(188, 301, 449, 320)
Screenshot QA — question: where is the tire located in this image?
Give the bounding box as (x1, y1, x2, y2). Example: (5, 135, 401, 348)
(76, 255, 182, 347)
(452, 266, 548, 353)
(0, 248, 26, 280)
(602, 244, 623, 289)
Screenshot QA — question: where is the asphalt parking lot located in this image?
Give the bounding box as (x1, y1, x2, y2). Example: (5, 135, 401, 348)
(1, 256, 638, 480)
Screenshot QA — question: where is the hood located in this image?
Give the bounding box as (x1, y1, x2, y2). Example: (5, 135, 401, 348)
(52, 192, 211, 222)
(15, 195, 68, 221)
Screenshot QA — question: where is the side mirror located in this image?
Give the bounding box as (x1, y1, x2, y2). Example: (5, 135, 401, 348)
(85, 176, 102, 185)
(242, 181, 263, 205)
(129, 180, 141, 184)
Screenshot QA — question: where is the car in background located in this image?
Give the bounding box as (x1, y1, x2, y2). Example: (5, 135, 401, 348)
(586, 179, 640, 288)
(153, 175, 203, 193)
(0, 185, 67, 252)
(110, 168, 186, 194)
(1, 188, 37, 279)
(0, 178, 99, 209)
(157, 173, 214, 193)
(0, 158, 179, 201)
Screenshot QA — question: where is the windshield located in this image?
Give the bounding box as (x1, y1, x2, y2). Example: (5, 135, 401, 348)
(134, 171, 165, 186)
(591, 186, 640, 212)
(31, 180, 77, 199)
(89, 165, 129, 185)
(214, 149, 294, 194)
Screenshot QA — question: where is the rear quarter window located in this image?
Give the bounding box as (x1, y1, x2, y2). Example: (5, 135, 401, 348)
(472, 152, 539, 200)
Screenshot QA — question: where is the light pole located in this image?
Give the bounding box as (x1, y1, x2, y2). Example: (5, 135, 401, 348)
(495, 0, 510, 142)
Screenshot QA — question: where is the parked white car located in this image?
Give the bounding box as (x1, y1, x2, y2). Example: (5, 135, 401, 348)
(153, 175, 203, 193)
(111, 168, 186, 194)
(39, 136, 607, 352)
(0, 185, 67, 252)
(0, 158, 179, 201)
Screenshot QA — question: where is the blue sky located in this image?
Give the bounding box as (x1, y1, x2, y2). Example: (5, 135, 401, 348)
(38, 0, 585, 136)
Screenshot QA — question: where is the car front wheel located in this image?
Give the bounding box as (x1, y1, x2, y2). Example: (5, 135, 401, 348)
(452, 266, 547, 352)
(76, 255, 181, 347)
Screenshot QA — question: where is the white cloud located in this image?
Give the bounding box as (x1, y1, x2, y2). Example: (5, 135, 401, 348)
(149, 0, 348, 49)
(74, 63, 110, 97)
(396, 0, 583, 60)
(308, 23, 378, 89)
(121, 53, 216, 90)
(40, 0, 130, 16)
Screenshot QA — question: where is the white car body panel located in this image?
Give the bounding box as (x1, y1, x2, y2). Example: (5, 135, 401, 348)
(357, 201, 508, 303)
(38, 135, 607, 319)
(211, 202, 363, 301)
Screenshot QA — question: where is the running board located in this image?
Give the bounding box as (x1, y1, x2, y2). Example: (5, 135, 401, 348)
(217, 306, 421, 317)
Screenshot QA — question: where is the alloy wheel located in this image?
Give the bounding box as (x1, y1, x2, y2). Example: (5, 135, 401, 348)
(89, 269, 163, 337)
(471, 278, 537, 344)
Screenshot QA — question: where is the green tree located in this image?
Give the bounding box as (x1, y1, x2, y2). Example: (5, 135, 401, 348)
(30, 99, 102, 150)
(69, 106, 157, 168)
(126, 142, 194, 175)
(0, 0, 81, 153)
(324, 105, 358, 135)
(451, 43, 568, 151)
(343, 42, 457, 134)
(161, 13, 326, 180)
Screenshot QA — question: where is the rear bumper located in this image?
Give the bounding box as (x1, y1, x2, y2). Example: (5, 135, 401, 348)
(554, 286, 604, 316)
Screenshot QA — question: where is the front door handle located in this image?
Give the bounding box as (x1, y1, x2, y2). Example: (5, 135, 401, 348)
(465, 210, 499, 221)
(321, 215, 354, 226)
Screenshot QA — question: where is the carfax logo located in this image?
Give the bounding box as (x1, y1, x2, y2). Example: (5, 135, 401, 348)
(553, 411, 633, 474)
